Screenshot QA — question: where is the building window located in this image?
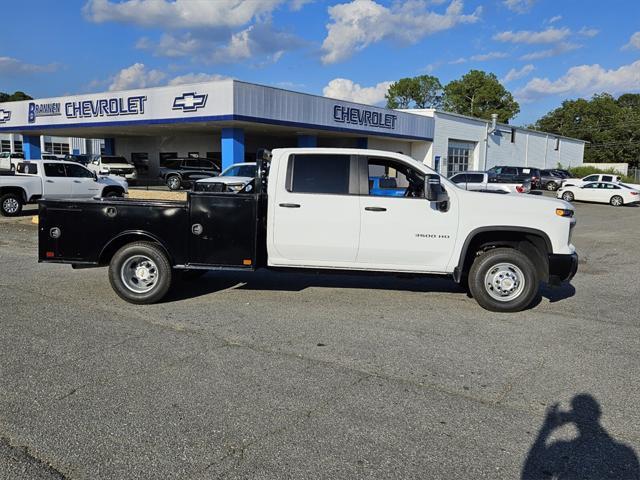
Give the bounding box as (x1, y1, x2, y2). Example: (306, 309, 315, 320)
(447, 140, 474, 175)
(159, 152, 178, 166)
(44, 142, 70, 155)
(0, 140, 10, 153)
(13, 140, 23, 153)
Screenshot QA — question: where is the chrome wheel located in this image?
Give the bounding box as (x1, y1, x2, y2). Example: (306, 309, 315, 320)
(2, 197, 19, 214)
(167, 176, 181, 190)
(546, 182, 557, 191)
(610, 195, 623, 207)
(484, 262, 526, 302)
(562, 191, 574, 202)
(120, 255, 159, 293)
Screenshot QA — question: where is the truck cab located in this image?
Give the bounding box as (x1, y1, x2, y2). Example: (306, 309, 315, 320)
(38, 148, 578, 312)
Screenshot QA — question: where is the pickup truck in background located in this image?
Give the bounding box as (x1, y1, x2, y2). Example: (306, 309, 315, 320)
(0, 160, 127, 216)
(487, 166, 542, 189)
(0, 152, 25, 172)
(87, 155, 138, 185)
(562, 173, 640, 191)
(38, 148, 578, 312)
(194, 162, 257, 193)
(448, 171, 531, 194)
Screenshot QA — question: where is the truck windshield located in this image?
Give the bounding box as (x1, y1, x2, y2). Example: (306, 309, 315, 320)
(222, 165, 256, 177)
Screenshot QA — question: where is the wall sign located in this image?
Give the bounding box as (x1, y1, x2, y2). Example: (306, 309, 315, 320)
(333, 105, 397, 130)
(173, 92, 208, 112)
(0, 109, 10, 124)
(65, 95, 147, 119)
(28, 102, 61, 123)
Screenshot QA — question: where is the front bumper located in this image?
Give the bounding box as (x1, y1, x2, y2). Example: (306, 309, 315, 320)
(548, 252, 578, 284)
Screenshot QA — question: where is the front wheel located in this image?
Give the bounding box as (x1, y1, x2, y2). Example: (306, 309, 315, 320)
(546, 181, 558, 191)
(103, 189, 124, 198)
(562, 191, 574, 202)
(108, 242, 172, 304)
(0, 192, 23, 217)
(468, 248, 539, 312)
(610, 195, 623, 207)
(166, 175, 181, 191)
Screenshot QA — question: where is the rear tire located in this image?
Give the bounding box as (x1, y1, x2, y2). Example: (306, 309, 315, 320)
(0, 192, 23, 217)
(610, 195, 623, 207)
(166, 175, 181, 191)
(546, 181, 558, 191)
(468, 248, 539, 312)
(108, 242, 172, 304)
(562, 191, 574, 202)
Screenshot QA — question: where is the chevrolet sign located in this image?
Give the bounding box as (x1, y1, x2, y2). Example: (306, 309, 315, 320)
(333, 105, 397, 130)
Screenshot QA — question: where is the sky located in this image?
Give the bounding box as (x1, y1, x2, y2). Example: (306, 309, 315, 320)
(1, 0, 639, 125)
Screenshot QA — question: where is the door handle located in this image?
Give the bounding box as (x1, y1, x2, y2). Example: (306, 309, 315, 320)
(279, 203, 301, 208)
(46, 180, 54, 183)
(73, 180, 81, 183)
(364, 207, 387, 212)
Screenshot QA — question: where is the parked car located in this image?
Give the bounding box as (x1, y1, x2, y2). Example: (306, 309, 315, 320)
(487, 166, 542, 189)
(551, 169, 571, 178)
(557, 182, 640, 207)
(449, 171, 531, 194)
(540, 169, 568, 191)
(0, 160, 127, 216)
(0, 152, 25, 172)
(38, 148, 578, 313)
(158, 157, 220, 190)
(194, 162, 256, 192)
(87, 155, 138, 185)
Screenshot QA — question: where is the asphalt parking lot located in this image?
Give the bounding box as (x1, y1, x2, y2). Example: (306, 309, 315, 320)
(1, 198, 639, 479)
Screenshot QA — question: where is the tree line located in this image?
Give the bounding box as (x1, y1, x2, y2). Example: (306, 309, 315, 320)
(0, 91, 33, 102)
(385, 71, 640, 167)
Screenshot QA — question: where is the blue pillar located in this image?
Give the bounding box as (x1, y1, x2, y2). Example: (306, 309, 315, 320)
(356, 137, 368, 149)
(221, 128, 245, 170)
(297, 135, 317, 147)
(23, 135, 41, 159)
(104, 138, 115, 155)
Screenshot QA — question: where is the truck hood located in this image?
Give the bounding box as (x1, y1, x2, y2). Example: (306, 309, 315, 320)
(98, 175, 128, 190)
(101, 163, 134, 169)
(459, 188, 573, 211)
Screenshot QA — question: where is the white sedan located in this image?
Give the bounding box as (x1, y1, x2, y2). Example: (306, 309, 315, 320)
(557, 181, 640, 206)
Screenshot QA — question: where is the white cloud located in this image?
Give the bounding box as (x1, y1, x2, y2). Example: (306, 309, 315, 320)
(519, 42, 580, 60)
(470, 51, 509, 61)
(503, 0, 535, 13)
(0, 56, 58, 74)
(321, 0, 481, 64)
(501, 64, 535, 83)
(578, 27, 599, 38)
(516, 60, 640, 102)
(168, 73, 230, 86)
(494, 27, 570, 44)
(322, 78, 392, 105)
(548, 15, 562, 24)
(449, 57, 467, 64)
(622, 32, 640, 50)
(83, 0, 287, 29)
(108, 63, 166, 91)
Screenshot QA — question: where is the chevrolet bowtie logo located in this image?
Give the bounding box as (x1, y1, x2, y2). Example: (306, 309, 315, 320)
(172, 92, 208, 112)
(0, 109, 11, 124)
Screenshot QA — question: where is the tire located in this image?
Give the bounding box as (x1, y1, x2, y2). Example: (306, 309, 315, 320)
(610, 195, 623, 207)
(103, 189, 124, 198)
(468, 248, 539, 312)
(166, 175, 182, 191)
(108, 242, 172, 304)
(546, 181, 558, 191)
(0, 192, 23, 217)
(562, 191, 574, 202)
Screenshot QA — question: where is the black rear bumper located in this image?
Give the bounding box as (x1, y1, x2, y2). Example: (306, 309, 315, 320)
(548, 252, 578, 284)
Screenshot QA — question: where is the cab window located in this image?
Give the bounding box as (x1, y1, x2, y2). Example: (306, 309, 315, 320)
(44, 163, 66, 177)
(288, 154, 350, 194)
(17, 163, 38, 174)
(366, 157, 424, 197)
(583, 175, 598, 182)
(65, 164, 94, 178)
(602, 175, 613, 182)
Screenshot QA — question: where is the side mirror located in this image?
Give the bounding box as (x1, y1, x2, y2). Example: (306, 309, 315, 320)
(99, 169, 109, 175)
(425, 174, 442, 202)
(92, 171, 98, 181)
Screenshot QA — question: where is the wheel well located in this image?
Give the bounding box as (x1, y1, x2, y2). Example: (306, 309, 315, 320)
(0, 187, 27, 203)
(458, 230, 550, 282)
(99, 233, 172, 265)
(101, 185, 124, 196)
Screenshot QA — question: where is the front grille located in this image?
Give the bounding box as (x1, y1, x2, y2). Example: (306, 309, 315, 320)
(193, 182, 226, 192)
(110, 168, 134, 175)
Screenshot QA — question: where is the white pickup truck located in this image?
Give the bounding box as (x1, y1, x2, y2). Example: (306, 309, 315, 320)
(449, 171, 531, 194)
(0, 160, 127, 216)
(562, 173, 640, 191)
(38, 148, 578, 312)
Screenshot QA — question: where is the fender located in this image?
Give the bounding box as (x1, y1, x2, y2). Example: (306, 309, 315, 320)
(453, 226, 553, 282)
(99, 229, 175, 265)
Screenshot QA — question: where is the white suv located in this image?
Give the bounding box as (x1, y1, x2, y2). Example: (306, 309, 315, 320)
(87, 155, 138, 184)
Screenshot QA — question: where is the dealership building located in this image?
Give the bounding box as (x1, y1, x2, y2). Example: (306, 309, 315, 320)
(0, 79, 584, 179)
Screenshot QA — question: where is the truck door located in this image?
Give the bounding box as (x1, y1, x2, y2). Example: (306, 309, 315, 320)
(357, 156, 457, 272)
(64, 163, 102, 198)
(270, 153, 360, 265)
(42, 163, 75, 199)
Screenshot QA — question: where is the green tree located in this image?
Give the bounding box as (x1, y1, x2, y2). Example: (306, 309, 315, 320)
(385, 75, 443, 109)
(443, 70, 519, 123)
(0, 91, 33, 102)
(534, 93, 640, 166)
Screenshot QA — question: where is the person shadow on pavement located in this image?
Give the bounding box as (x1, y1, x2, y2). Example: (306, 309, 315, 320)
(522, 394, 639, 479)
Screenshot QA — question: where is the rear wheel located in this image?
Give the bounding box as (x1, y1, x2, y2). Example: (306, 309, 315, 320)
(108, 242, 172, 304)
(546, 181, 558, 191)
(610, 195, 623, 207)
(468, 248, 539, 312)
(0, 193, 23, 217)
(166, 175, 181, 191)
(562, 191, 574, 202)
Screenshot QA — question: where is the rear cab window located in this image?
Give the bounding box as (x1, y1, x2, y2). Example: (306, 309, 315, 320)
(17, 163, 38, 174)
(287, 154, 352, 194)
(44, 163, 66, 177)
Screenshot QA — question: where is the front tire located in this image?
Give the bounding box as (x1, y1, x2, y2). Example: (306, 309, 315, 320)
(103, 189, 124, 198)
(562, 191, 574, 202)
(468, 248, 539, 312)
(108, 242, 172, 304)
(166, 175, 181, 191)
(610, 195, 623, 207)
(0, 192, 23, 217)
(546, 181, 558, 191)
